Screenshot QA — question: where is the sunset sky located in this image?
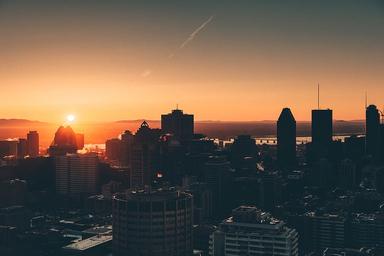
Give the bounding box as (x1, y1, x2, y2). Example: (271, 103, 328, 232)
(0, 0, 383, 123)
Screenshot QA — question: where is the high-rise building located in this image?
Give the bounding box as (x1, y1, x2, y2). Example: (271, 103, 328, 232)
(75, 133, 85, 150)
(17, 138, 27, 158)
(27, 131, 39, 157)
(277, 108, 296, 170)
(0, 140, 18, 157)
(230, 135, 258, 171)
(311, 109, 333, 158)
(203, 156, 233, 219)
(49, 126, 77, 156)
(120, 130, 134, 167)
(366, 105, 380, 157)
(130, 121, 160, 188)
(303, 212, 346, 252)
(161, 108, 194, 141)
(105, 138, 122, 161)
(112, 188, 193, 256)
(55, 153, 99, 195)
(209, 206, 299, 256)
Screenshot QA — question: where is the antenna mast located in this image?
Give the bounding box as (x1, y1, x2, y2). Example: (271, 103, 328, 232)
(317, 83, 320, 109)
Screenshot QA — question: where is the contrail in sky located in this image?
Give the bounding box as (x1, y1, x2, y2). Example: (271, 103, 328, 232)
(168, 15, 214, 58)
(179, 15, 214, 49)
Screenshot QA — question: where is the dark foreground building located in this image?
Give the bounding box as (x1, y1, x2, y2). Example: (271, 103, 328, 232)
(277, 108, 297, 171)
(112, 188, 193, 256)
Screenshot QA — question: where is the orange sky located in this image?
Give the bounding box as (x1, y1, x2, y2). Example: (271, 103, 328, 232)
(0, 1, 383, 123)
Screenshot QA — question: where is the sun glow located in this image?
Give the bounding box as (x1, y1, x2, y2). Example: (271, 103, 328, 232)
(66, 114, 76, 123)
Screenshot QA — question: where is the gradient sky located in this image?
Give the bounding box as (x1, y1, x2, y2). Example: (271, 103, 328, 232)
(0, 0, 383, 123)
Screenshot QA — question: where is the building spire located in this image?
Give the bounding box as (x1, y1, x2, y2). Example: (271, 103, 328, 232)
(317, 83, 320, 110)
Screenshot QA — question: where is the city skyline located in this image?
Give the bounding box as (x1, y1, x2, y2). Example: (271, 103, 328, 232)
(1, 0, 383, 122)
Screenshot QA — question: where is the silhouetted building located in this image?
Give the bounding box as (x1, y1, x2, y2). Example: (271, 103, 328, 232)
(366, 105, 380, 157)
(0, 179, 28, 207)
(277, 108, 296, 171)
(17, 138, 27, 158)
(27, 131, 39, 157)
(230, 135, 258, 171)
(161, 108, 194, 141)
(203, 156, 233, 219)
(209, 206, 299, 256)
(304, 212, 346, 252)
(185, 182, 213, 224)
(120, 130, 134, 167)
(49, 126, 78, 156)
(0, 140, 18, 157)
(112, 188, 193, 256)
(130, 121, 160, 188)
(105, 138, 121, 161)
(75, 133, 84, 150)
(311, 109, 333, 158)
(55, 153, 99, 195)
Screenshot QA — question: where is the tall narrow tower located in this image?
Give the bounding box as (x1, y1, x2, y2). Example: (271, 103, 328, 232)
(277, 108, 296, 170)
(366, 105, 380, 156)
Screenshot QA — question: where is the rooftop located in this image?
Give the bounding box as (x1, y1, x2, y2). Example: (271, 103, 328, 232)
(63, 235, 112, 251)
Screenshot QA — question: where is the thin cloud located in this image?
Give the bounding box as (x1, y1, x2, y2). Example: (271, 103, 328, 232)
(169, 15, 214, 58)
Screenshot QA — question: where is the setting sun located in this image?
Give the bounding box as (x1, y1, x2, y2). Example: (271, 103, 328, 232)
(66, 114, 76, 123)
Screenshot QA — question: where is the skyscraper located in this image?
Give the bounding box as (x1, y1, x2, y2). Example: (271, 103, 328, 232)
(161, 108, 194, 141)
(17, 138, 27, 158)
(209, 206, 299, 256)
(130, 121, 160, 188)
(277, 108, 296, 170)
(112, 188, 193, 256)
(48, 126, 77, 156)
(55, 153, 99, 195)
(366, 104, 380, 157)
(27, 131, 39, 157)
(311, 109, 333, 158)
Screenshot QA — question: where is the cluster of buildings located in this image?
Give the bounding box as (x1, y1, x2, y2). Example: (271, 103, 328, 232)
(0, 103, 383, 256)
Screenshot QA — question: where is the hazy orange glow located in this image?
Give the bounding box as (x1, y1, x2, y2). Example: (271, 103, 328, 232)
(0, 1, 383, 122)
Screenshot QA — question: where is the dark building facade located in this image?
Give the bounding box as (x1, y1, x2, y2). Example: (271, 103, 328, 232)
(27, 131, 39, 157)
(277, 108, 297, 171)
(311, 109, 333, 158)
(161, 109, 194, 141)
(366, 105, 381, 157)
(112, 188, 193, 256)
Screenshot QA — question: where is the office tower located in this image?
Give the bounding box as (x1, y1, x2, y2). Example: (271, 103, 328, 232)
(130, 121, 160, 188)
(161, 108, 194, 141)
(303, 212, 346, 252)
(203, 156, 233, 219)
(311, 109, 333, 158)
(258, 171, 285, 212)
(0, 140, 18, 157)
(27, 131, 39, 157)
(120, 130, 134, 167)
(112, 188, 193, 256)
(17, 138, 27, 158)
(55, 153, 99, 195)
(209, 206, 299, 256)
(277, 108, 296, 170)
(185, 182, 213, 224)
(0, 179, 28, 207)
(350, 213, 384, 249)
(230, 135, 258, 171)
(48, 126, 78, 156)
(366, 105, 380, 156)
(105, 138, 122, 161)
(75, 133, 84, 150)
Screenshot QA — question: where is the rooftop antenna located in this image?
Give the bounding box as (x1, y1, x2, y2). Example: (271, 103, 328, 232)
(365, 91, 368, 109)
(317, 83, 320, 110)
(176, 103, 179, 110)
